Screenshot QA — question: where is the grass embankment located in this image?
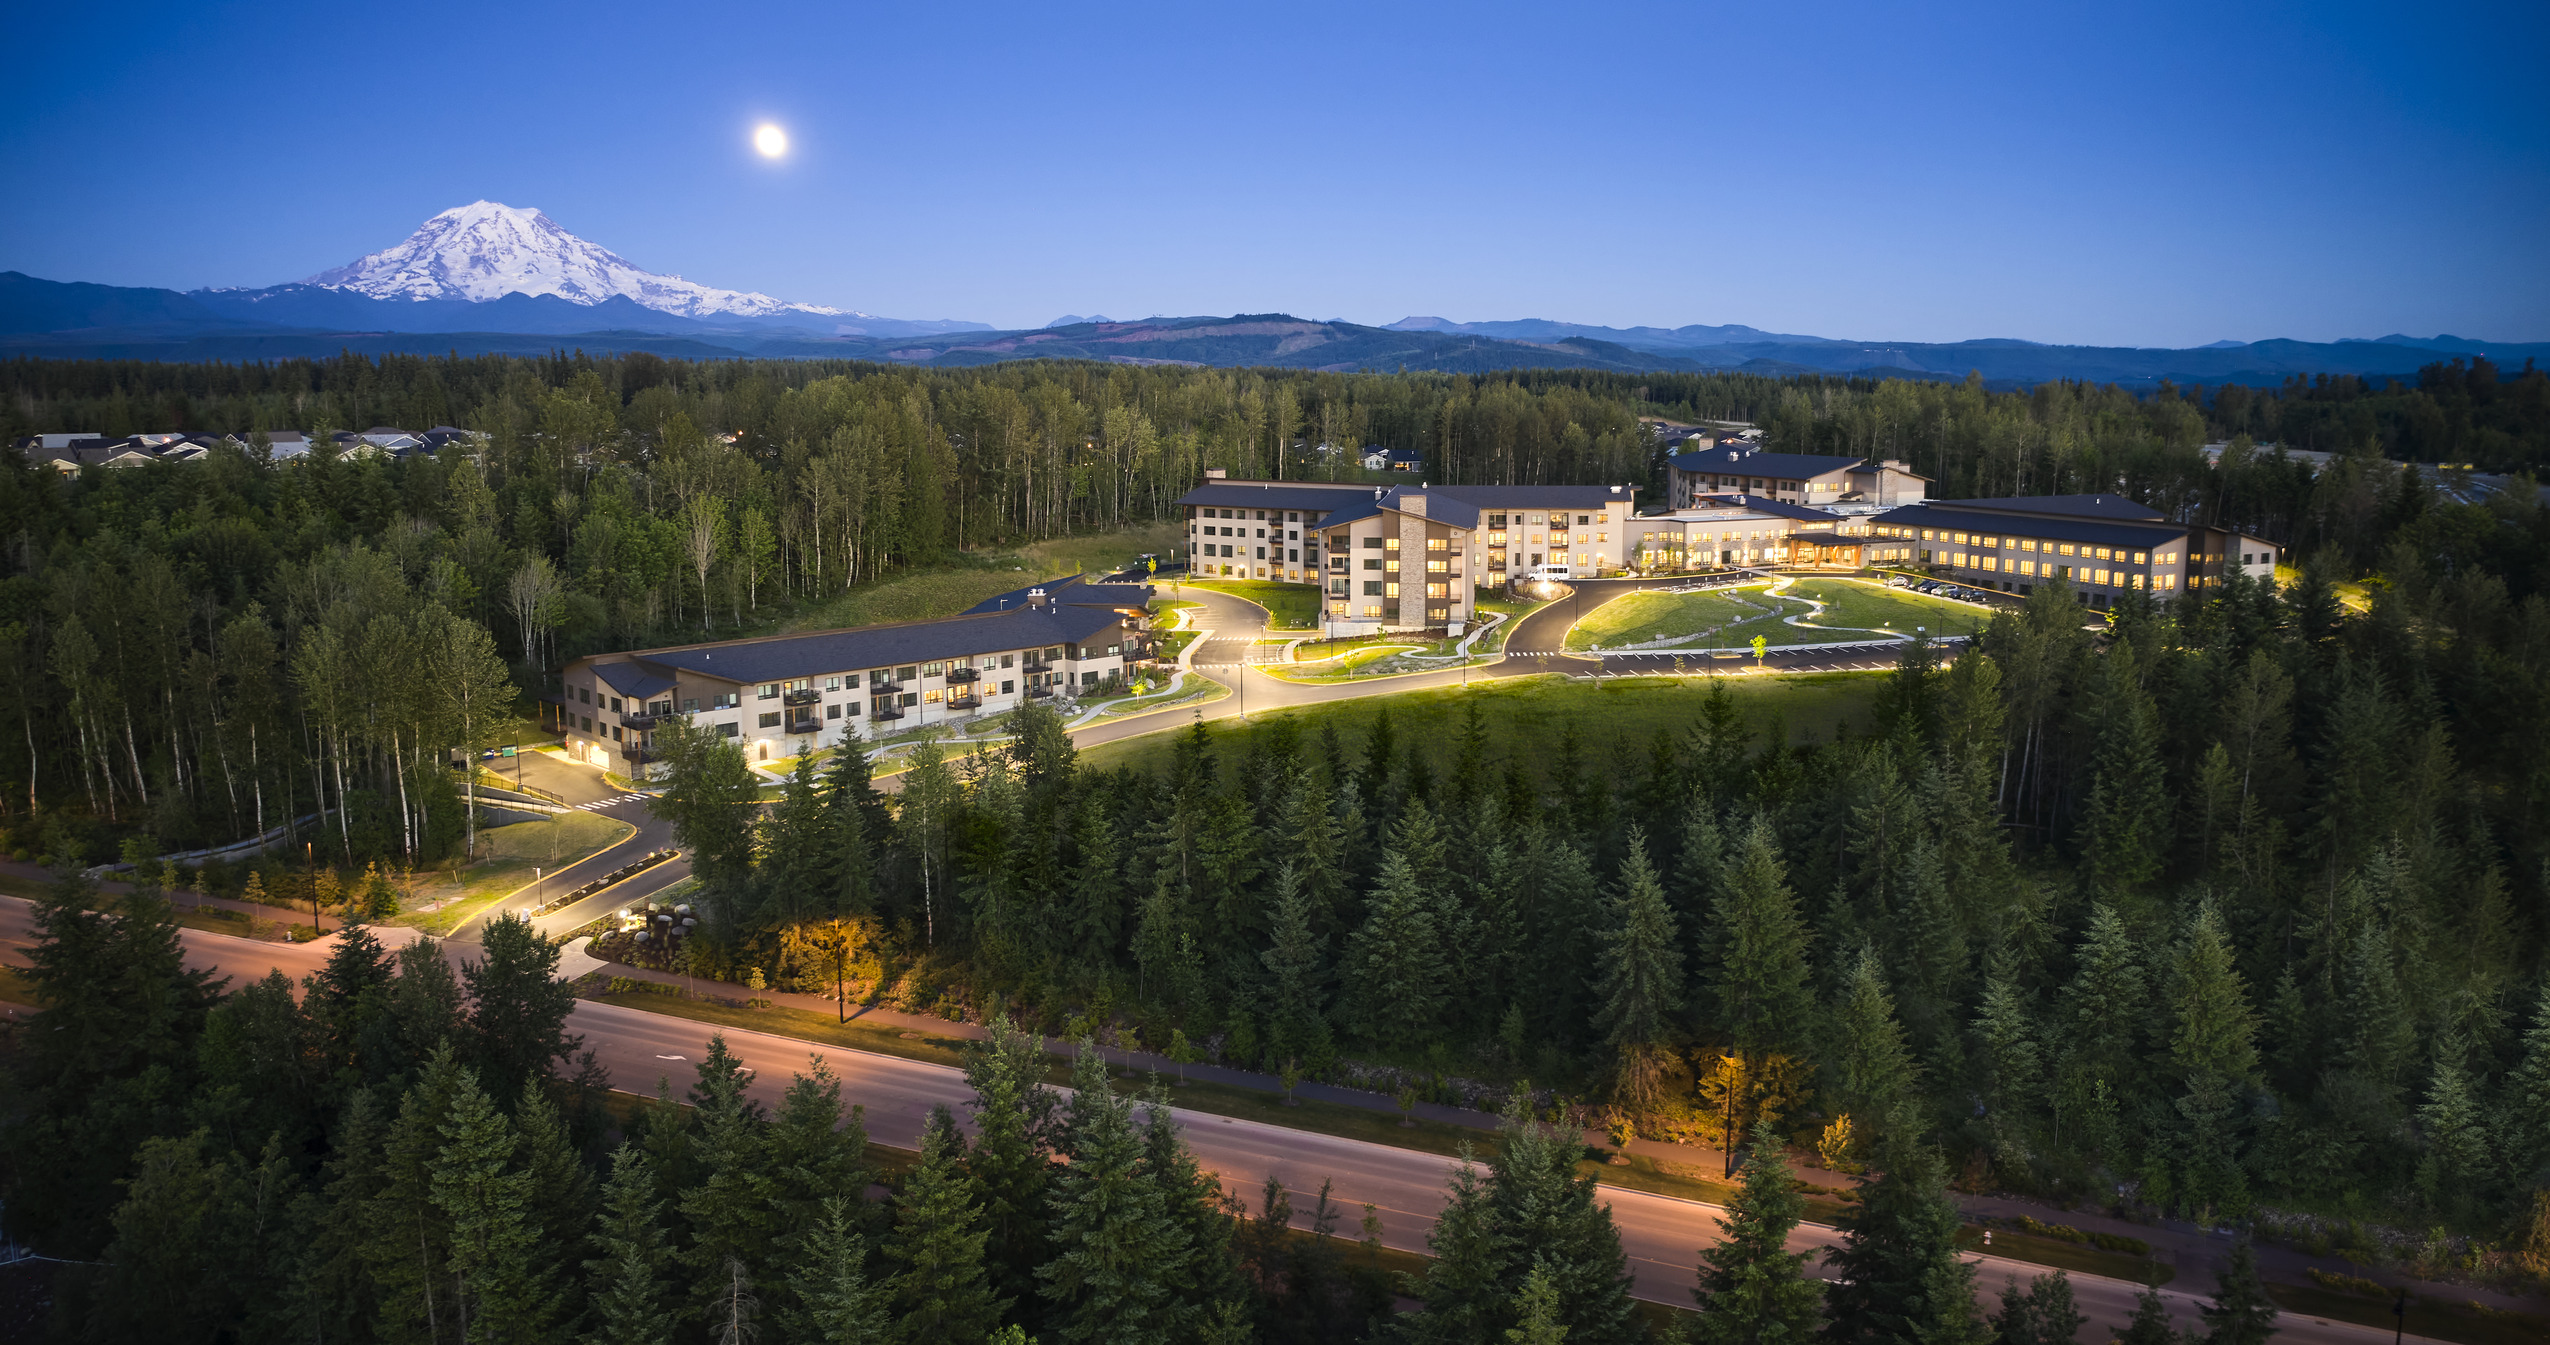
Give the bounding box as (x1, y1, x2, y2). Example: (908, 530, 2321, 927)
(790, 525, 1185, 633)
(0, 872, 319, 942)
(1077, 672, 1877, 779)
(1178, 578, 1322, 629)
(2262, 1283, 2546, 1345)
(1950, 1225, 2174, 1287)
(392, 812, 637, 936)
(1565, 578, 1980, 651)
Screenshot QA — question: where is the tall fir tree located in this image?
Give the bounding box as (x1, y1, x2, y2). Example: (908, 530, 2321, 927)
(1988, 1271, 2085, 1345)
(2197, 1242, 2278, 1345)
(1595, 827, 1684, 1109)
(1691, 1123, 1823, 1345)
(1823, 945, 1918, 1149)
(885, 1107, 1004, 1342)
(781, 1196, 892, 1344)
(1038, 1050, 1197, 1344)
(1341, 847, 1449, 1048)
(583, 1149, 675, 1345)
(1818, 1140, 1986, 1345)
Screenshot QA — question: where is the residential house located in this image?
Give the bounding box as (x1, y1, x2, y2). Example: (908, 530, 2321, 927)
(1360, 446, 1424, 472)
(1665, 442, 1929, 509)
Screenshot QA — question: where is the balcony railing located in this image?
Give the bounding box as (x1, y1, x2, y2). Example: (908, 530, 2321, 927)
(868, 703, 905, 721)
(620, 711, 662, 729)
(867, 680, 903, 696)
(944, 667, 980, 684)
(622, 747, 660, 765)
(782, 688, 819, 706)
(1026, 685, 1054, 699)
(1022, 660, 1051, 674)
(947, 692, 983, 711)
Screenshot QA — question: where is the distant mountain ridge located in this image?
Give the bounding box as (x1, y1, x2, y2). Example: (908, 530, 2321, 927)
(3, 267, 2544, 387)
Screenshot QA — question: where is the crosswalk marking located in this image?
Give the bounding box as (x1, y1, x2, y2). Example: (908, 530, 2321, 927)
(572, 793, 649, 811)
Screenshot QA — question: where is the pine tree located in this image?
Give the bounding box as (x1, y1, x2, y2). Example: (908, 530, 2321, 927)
(2414, 1037, 2491, 1218)
(1970, 970, 2041, 1168)
(1818, 1140, 1985, 1345)
(2075, 642, 2170, 898)
(462, 912, 581, 1108)
(432, 1067, 549, 1342)
(886, 1107, 1003, 1341)
(770, 1056, 875, 1229)
(962, 1016, 1059, 1320)
(2113, 1285, 2178, 1345)
(1691, 1123, 1822, 1345)
(1824, 945, 1917, 1146)
(362, 1045, 471, 1340)
(682, 1035, 778, 1318)
(2057, 904, 2147, 1132)
(1341, 847, 1448, 1048)
(2197, 1242, 2278, 1345)
(512, 1078, 597, 1324)
(1402, 1094, 1642, 1345)
(584, 1149, 675, 1345)
(1261, 863, 1335, 1068)
(1596, 828, 1684, 1109)
(1988, 1271, 2085, 1345)
(2170, 902, 2258, 1217)
(2496, 975, 2550, 1185)
(1037, 1051, 1196, 1344)
(1707, 816, 1814, 1057)
(783, 1196, 891, 1343)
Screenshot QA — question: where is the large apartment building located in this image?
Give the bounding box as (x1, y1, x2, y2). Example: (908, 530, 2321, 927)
(545, 575, 1155, 773)
(1863, 495, 2277, 605)
(1665, 443, 1930, 509)
(1178, 477, 1640, 632)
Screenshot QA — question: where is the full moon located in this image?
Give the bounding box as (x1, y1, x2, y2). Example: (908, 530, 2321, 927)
(753, 123, 788, 158)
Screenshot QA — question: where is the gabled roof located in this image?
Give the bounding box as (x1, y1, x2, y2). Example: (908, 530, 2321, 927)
(1669, 445, 1866, 479)
(606, 603, 1129, 687)
(1942, 494, 2165, 523)
(1177, 480, 1378, 513)
(592, 662, 679, 700)
(961, 572, 1155, 616)
(1435, 484, 1636, 509)
(1872, 502, 2188, 549)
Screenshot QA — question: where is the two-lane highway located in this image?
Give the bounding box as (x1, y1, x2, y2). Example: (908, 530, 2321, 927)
(0, 897, 2409, 1345)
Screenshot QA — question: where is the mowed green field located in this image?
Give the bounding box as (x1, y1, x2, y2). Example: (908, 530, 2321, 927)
(1565, 578, 1987, 650)
(1563, 586, 1787, 649)
(1177, 578, 1322, 628)
(1073, 671, 1880, 782)
(1781, 577, 1990, 639)
(790, 522, 1185, 633)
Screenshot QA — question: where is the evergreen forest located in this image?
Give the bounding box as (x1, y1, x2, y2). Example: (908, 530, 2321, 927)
(1, 352, 2549, 1340)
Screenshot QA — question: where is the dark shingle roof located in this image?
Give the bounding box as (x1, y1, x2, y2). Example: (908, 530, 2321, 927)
(1943, 494, 2166, 522)
(961, 572, 1155, 616)
(614, 604, 1128, 687)
(1670, 446, 1865, 479)
(1177, 481, 1380, 513)
(1434, 484, 1636, 509)
(1872, 503, 2188, 549)
(592, 662, 679, 700)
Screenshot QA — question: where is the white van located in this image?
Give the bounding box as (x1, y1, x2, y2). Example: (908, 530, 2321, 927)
(1526, 563, 1575, 583)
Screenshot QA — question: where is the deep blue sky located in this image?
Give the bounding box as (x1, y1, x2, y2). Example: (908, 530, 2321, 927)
(5, 1, 2543, 345)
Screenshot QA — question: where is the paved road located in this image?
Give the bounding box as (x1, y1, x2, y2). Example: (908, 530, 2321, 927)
(451, 750, 691, 943)
(0, 898, 2405, 1345)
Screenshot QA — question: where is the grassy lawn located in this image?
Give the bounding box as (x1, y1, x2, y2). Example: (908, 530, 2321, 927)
(1779, 577, 1989, 639)
(1564, 577, 1985, 651)
(1951, 1225, 2174, 1287)
(790, 523, 1185, 634)
(1178, 579, 1323, 629)
(1077, 671, 1880, 780)
(1083, 673, 1228, 723)
(1565, 585, 1790, 650)
(2262, 1283, 2545, 1345)
(0, 964, 39, 1005)
(393, 811, 637, 936)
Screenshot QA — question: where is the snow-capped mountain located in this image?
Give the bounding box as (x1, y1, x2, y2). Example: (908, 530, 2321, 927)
(303, 200, 841, 320)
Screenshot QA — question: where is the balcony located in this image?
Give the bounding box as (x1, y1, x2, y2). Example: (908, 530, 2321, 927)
(787, 716, 822, 733)
(947, 692, 983, 711)
(868, 703, 905, 721)
(621, 746, 659, 765)
(1026, 685, 1054, 699)
(1121, 641, 1155, 662)
(944, 666, 980, 684)
(782, 688, 819, 707)
(1022, 659, 1051, 674)
(867, 680, 902, 697)
(620, 710, 662, 730)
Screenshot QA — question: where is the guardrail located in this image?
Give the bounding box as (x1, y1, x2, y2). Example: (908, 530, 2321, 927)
(527, 849, 680, 917)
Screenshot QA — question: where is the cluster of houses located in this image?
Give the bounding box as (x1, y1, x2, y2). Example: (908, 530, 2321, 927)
(12, 426, 477, 472)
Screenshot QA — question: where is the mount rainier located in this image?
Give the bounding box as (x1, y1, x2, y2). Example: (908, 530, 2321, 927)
(302, 200, 838, 320)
